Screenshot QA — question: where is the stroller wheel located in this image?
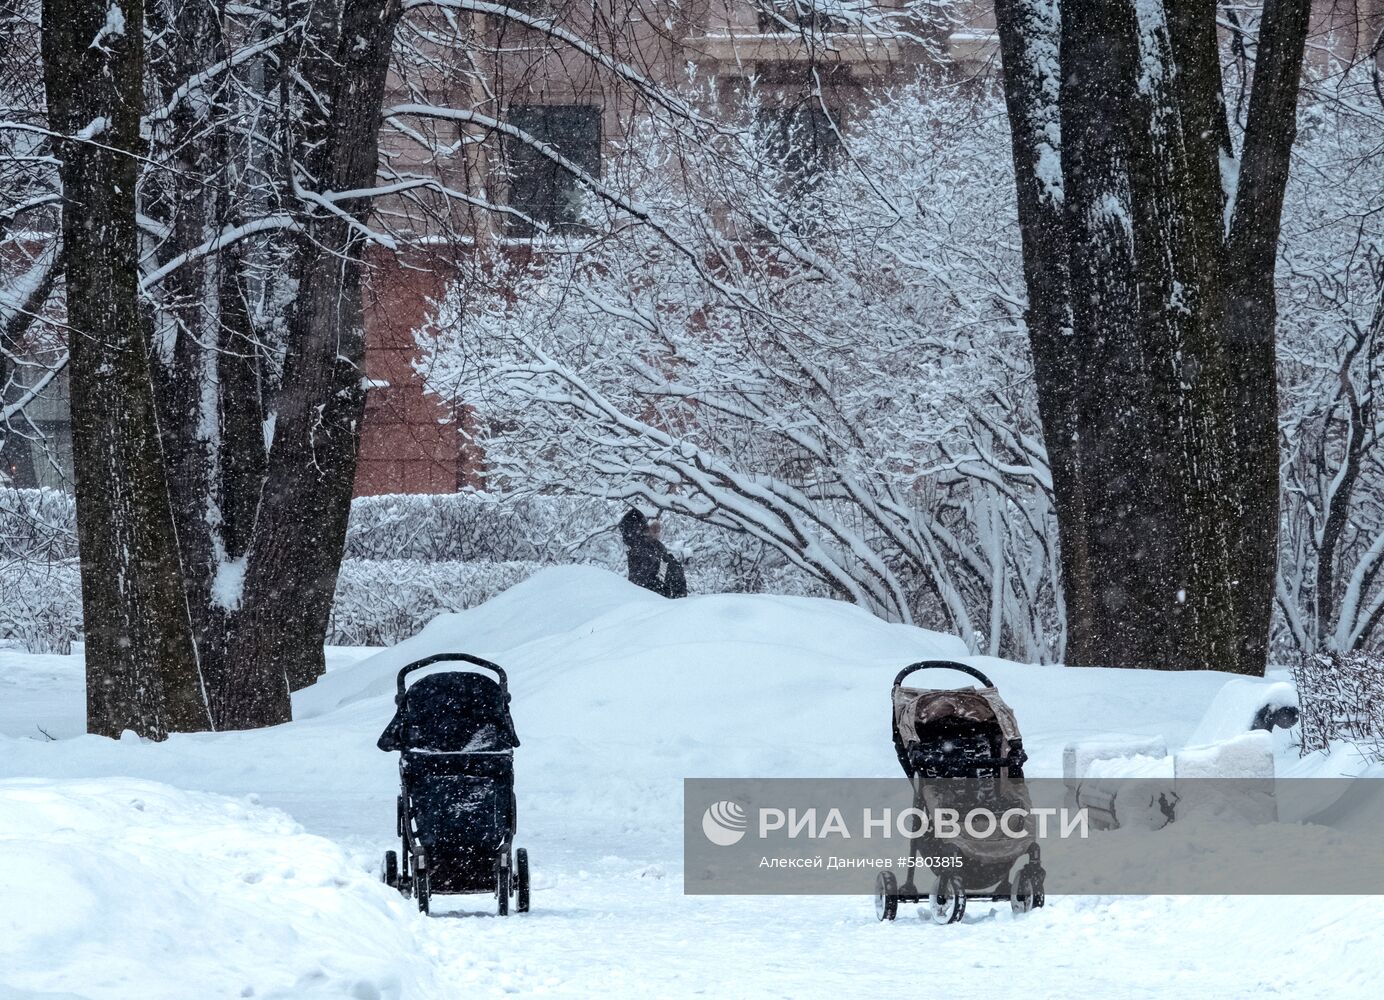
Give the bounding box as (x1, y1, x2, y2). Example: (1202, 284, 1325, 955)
(1011, 867, 1044, 914)
(874, 871, 898, 922)
(516, 848, 531, 913)
(496, 862, 511, 916)
(382, 850, 399, 889)
(416, 865, 431, 915)
(928, 874, 966, 925)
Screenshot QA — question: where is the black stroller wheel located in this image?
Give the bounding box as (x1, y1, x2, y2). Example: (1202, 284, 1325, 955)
(497, 862, 511, 916)
(874, 870, 899, 922)
(516, 848, 531, 913)
(416, 865, 431, 915)
(1011, 866, 1045, 914)
(928, 874, 966, 925)
(382, 850, 399, 889)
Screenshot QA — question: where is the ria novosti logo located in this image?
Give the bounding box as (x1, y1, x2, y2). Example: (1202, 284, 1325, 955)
(701, 800, 749, 846)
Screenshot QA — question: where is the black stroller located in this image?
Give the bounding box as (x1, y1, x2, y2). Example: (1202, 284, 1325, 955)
(378, 654, 530, 916)
(875, 661, 1045, 923)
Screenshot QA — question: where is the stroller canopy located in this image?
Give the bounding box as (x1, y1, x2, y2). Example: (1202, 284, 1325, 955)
(378, 671, 520, 754)
(892, 685, 1022, 765)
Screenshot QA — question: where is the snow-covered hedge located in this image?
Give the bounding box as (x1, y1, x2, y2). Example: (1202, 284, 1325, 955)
(0, 556, 545, 654)
(0, 487, 78, 561)
(1293, 650, 1384, 762)
(0, 558, 81, 654)
(345, 492, 616, 562)
(343, 492, 814, 590)
(328, 559, 543, 647)
(0, 488, 823, 652)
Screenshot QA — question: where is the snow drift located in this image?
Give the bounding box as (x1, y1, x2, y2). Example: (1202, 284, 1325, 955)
(3, 566, 1381, 999)
(0, 778, 436, 1000)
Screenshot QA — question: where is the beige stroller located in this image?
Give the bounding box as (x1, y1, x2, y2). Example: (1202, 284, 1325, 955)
(875, 661, 1046, 923)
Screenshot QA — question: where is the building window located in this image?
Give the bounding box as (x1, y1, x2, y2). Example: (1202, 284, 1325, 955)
(758, 104, 841, 197)
(505, 105, 602, 237)
(0, 369, 73, 490)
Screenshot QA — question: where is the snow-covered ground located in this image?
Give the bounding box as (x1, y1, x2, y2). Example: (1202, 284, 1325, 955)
(2, 566, 1380, 999)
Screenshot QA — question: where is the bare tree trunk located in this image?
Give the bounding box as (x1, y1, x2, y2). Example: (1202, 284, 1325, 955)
(42, 0, 206, 737)
(210, 0, 405, 727)
(994, 0, 1310, 674)
(993, 0, 1098, 666)
(1221, 0, 1311, 674)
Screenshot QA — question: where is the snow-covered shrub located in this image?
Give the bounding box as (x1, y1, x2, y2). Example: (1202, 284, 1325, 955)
(1293, 650, 1384, 761)
(327, 559, 543, 646)
(346, 492, 640, 563)
(0, 486, 78, 561)
(0, 558, 80, 653)
(1, 557, 543, 653)
(344, 492, 818, 594)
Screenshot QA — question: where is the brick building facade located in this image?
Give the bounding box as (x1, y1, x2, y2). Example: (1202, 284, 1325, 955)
(355, 251, 480, 495)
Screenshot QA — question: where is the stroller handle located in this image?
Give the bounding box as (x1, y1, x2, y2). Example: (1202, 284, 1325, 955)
(395, 653, 508, 704)
(892, 660, 994, 689)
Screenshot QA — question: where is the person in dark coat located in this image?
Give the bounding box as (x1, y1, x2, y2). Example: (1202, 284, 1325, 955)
(618, 509, 688, 598)
(619, 508, 662, 592)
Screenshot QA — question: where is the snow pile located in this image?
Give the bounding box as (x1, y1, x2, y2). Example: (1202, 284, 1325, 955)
(1186, 676, 1298, 747)
(1174, 731, 1276, 781)
(1063, 734, 1170, 783)
(0, 778, 435, 1000)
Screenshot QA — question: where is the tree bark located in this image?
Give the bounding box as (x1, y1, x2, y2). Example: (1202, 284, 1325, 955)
(42, 0, 206, 736)
(210, 0, 405, 727)
(1221, 0, 1311, 674)
(141, 1, 287, 725)
(992, 0, 1099, 665)
(994, 0, 1311, 674)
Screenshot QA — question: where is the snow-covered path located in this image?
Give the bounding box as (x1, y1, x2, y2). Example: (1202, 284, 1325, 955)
(3, 567, 1379, 999)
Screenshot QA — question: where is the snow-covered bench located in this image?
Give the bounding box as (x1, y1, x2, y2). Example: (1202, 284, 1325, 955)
(1063, 679, 1294, 828)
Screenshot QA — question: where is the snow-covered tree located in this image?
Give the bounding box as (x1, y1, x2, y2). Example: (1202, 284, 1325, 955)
(417, 84, 1068, 661)
(1275, 63, 1384, 655)
(19, 1, 933, 733)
